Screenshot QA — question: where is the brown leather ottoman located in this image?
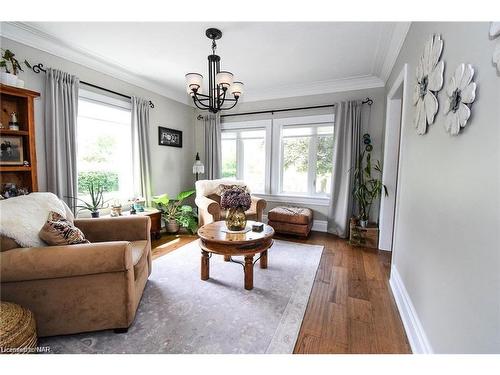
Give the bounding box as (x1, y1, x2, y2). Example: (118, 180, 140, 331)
(267, 206, 313, 237)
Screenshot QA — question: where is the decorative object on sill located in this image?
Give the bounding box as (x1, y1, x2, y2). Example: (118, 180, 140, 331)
(110, 201, 123, 217)
(29, 62, 154, 108)
(0, 48, 29, 87)
(220, 187, 252, 231)
(158, 126, 182, 148)
(8, 111, 19, 130)
(185, 28, 244, 113)
(443, 64, 477, 136)
(0, 135, 23, 165)
(67, 181, 108, 218)
(129, 204, 137, 215)
(193, 152, 205, 181)
(133, 197, 146, 212)
(352, 133, 387, 228)
(151, 190, 197, 234)
(349, 220, 379, 249)
(23, 160, 29, 167)
(413, 34, 445, 135)
(490, 22, 500, 73)
(1, 183, 29, 199)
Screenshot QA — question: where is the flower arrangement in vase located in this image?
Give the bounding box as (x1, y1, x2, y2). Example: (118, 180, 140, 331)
(220, 187, 252, 231)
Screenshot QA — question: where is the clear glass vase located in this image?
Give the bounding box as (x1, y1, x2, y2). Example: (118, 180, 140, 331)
(226, 207, 247, 231)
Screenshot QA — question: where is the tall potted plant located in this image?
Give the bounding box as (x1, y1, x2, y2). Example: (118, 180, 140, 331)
(152, 190, 197, 234)
(352, 135, 388, 227)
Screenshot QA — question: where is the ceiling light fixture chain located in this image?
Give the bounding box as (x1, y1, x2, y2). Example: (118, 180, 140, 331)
(185, 28, 244, 114)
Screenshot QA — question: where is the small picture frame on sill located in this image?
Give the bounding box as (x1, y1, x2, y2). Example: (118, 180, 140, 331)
(0, 135, 24, 165)
(158, 126, 182, 148)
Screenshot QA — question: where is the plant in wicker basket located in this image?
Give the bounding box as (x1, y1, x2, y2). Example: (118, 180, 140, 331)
(220, 187, 252, 231)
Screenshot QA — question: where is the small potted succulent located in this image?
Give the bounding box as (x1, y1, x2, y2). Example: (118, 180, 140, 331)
(68, 181, 109, 218)
(152, 190, 197, 234)
(220, 187, 252, 231)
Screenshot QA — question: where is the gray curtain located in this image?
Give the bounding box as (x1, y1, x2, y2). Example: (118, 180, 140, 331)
(327, 100, 362, 238)
(132, 97, 153, 205)
(44, 68, 79, 211)
(204, 114, 221, 179)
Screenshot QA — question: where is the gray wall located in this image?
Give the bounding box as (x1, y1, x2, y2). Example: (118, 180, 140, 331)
(195, 87, 387, 222)
(386, 22, 500, 353)
(0, 37, 196, 198)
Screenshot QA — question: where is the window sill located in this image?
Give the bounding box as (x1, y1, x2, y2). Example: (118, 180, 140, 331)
(253, 193, 330, 207)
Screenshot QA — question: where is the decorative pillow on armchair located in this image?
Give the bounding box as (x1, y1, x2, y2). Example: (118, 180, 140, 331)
(39, 211, 90, 246)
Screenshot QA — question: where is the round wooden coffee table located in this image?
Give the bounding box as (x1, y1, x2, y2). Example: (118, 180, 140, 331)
(197, 220, 274, 290)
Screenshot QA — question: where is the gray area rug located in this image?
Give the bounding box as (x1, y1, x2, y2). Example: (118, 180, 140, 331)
(40, 239, 323, 354)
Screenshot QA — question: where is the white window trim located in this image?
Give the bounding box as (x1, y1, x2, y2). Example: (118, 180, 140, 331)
(273, 114, 335, 198)
(79, 88, 131, 110)
(221, 113, 334, 204)
(221, 120, 272, 194)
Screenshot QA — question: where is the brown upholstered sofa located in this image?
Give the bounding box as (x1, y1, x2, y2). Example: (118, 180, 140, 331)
(195, 178, 266, 227)
(0, 216, 152, 337)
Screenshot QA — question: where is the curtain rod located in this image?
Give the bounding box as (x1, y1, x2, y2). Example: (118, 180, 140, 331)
(220, 97, 373, 118)
(30, 63, 155, 108)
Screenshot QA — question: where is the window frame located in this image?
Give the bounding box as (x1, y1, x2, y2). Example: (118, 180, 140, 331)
(220, 119, 272, 194)
(273, 114, 335, 198)
(220, 113, 334, 206)
(76, 89, 133, 204)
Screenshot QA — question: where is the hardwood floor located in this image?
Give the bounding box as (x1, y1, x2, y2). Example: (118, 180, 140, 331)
(151, 230, 411, 354)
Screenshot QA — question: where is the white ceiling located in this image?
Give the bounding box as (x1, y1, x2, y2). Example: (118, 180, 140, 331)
(2, 22, 410, 104)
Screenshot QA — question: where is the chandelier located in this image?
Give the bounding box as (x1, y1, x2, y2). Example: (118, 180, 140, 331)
(185, 28, 244, 113)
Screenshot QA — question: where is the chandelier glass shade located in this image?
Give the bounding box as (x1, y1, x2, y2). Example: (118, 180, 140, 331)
(185, 28, 244, 113)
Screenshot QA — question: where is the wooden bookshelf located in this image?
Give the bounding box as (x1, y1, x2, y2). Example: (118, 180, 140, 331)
(0, 84, 40, 194)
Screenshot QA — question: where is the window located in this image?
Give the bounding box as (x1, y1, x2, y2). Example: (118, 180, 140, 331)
(221, 120, 271, 193)
(221, 114, 334, 202)
(76, 91, 133, 203)
(279, 122, 334, 196)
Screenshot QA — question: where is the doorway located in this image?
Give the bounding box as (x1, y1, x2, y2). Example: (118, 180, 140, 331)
(379, 64, 407, 252)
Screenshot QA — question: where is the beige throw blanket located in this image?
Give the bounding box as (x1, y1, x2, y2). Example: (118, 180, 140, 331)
(0, 192, 66, 248)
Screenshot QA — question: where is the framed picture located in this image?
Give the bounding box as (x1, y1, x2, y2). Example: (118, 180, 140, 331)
(158, 127, 182, 148)
(0, 136, 24, 165)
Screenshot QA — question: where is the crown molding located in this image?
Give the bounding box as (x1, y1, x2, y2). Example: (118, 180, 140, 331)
(241, 75, 385, 103)
(0, 22, 190, 105)
(378, 22, 411, 82)
(0, 22, 409, 106)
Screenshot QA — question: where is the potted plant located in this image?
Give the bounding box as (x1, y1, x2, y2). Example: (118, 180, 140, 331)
(0, 49, 27, 87)
(352, 135, 388, 228)
(220, 187, 252, 231)
(68, 181, 109, 218)
(152, 190, 197, 234)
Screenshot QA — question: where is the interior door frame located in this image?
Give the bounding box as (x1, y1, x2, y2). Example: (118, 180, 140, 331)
(379, 64, 408, 253)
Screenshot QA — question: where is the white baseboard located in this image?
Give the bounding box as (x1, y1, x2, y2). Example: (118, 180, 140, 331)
(389, 266, 433, 354)
(262, 214, 328, 233)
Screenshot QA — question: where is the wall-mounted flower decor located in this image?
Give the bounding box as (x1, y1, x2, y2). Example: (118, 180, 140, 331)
(443, 64, 477, 135)
(490, 22, 500, 73)
(413, 34, 445, 135)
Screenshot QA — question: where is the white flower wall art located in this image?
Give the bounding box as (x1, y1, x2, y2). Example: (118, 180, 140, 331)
(443, 64, 477, 135)
(413, 34, 445, 135)
(490, 22, 500, 73)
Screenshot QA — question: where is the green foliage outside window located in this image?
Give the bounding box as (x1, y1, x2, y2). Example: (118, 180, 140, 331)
(78, 171, 119, 193)
(222, 160, 237, 178)
(283, 136, 334, 175)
